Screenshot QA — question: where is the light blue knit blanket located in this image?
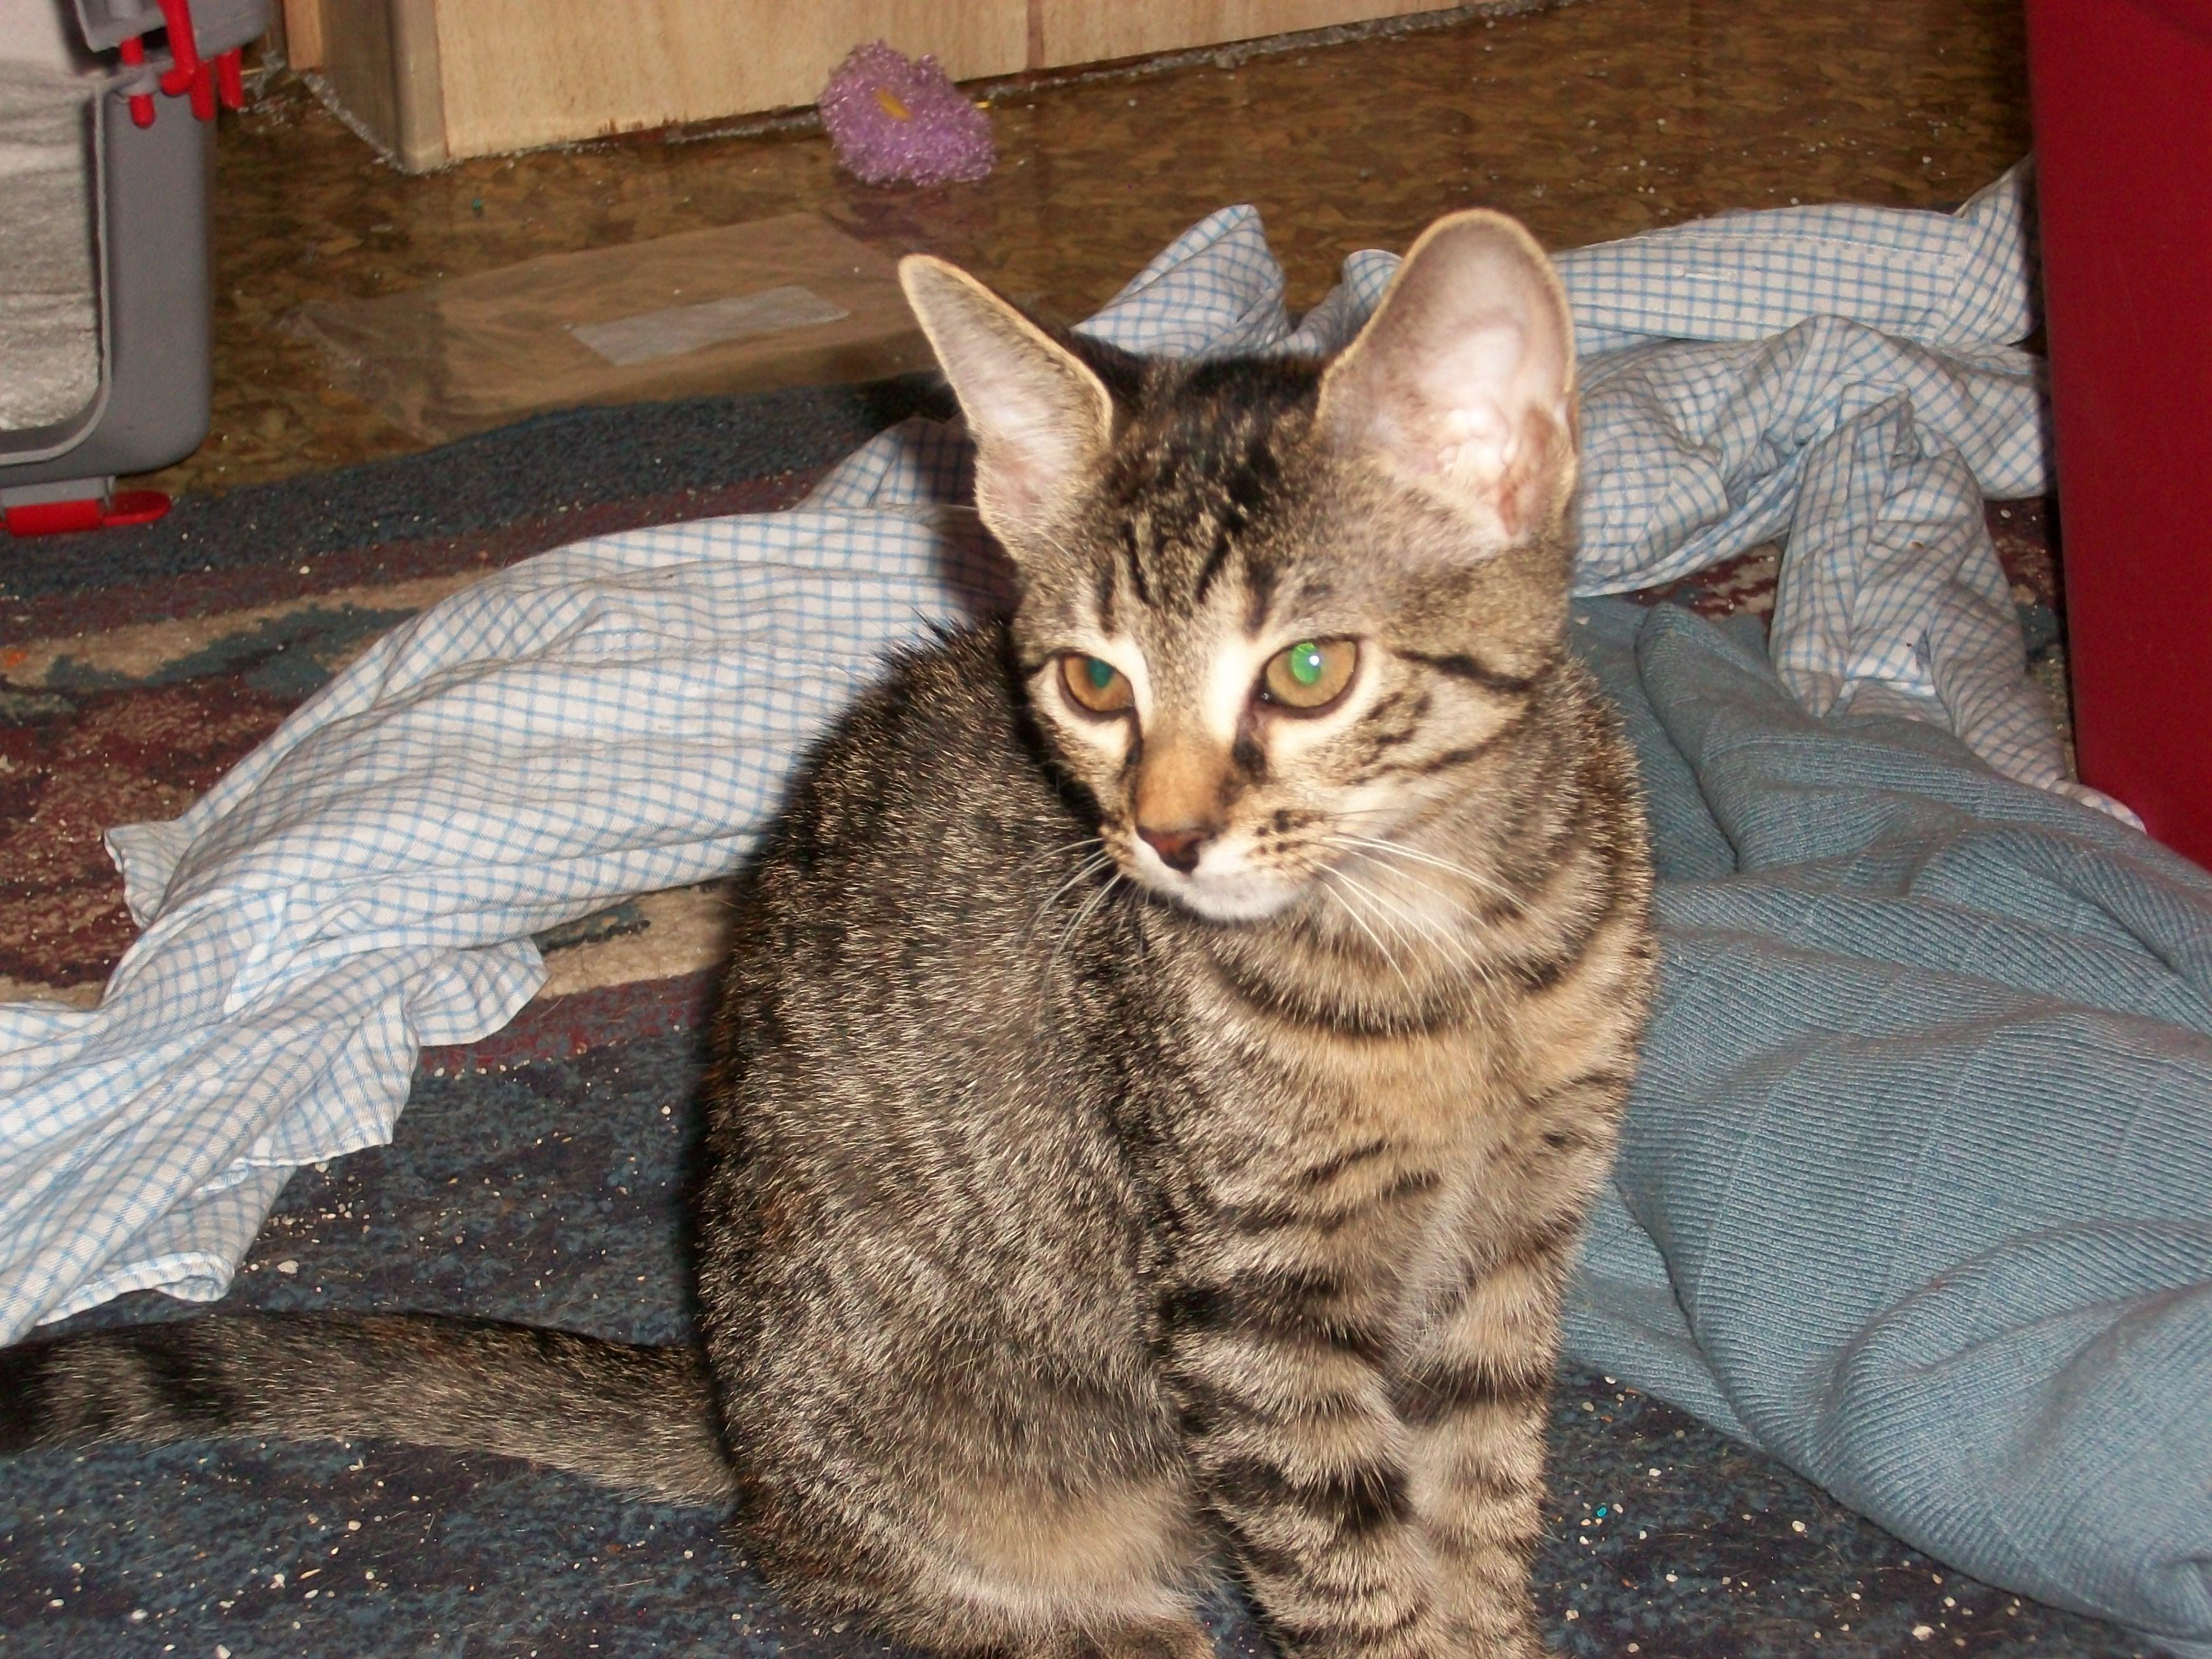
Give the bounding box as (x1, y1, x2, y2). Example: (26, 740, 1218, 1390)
(1567, 597, 2212, 1655)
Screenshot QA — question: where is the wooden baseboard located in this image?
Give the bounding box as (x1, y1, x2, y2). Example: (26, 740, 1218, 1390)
(1031, 1, 1450, 67)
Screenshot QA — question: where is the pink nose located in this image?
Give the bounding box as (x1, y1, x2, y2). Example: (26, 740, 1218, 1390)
(1138, 824, 1212, 874)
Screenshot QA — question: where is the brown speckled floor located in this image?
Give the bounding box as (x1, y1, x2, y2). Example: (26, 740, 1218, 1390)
(143, 0, 2033, 499)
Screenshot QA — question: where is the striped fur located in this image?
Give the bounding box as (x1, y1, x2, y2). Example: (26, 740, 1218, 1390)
(0, 212, 1653, 1659)
(0, 1312, 733, 1503)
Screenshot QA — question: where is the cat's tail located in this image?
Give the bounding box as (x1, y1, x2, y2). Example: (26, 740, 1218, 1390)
(0, 1312, 737, 1505)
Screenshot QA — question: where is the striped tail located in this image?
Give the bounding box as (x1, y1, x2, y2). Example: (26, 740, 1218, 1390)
(0, 1311, 736, 1505)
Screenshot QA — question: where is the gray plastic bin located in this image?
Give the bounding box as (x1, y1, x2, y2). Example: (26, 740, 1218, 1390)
(0, 0, 266, 535)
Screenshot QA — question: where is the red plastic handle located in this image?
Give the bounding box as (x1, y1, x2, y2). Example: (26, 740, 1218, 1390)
(155, 0, 201, 95)
(3, 491, 171, 537)
(118, 34, 155, 127)
(216, 47, 243, 110)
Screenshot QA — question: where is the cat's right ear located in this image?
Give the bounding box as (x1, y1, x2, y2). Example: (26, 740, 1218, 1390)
(899, 255, 1114, 550)
(1316, 210, 1577, 549)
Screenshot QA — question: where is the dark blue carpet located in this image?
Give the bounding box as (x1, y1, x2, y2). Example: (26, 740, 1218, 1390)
(0, 1028, 2147, 1659)
(2, 376, 952, 640)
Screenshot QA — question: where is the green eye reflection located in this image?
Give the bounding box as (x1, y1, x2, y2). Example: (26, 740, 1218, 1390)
(1261, 638, 1357, 711)
(1061, 653, 1134, 715)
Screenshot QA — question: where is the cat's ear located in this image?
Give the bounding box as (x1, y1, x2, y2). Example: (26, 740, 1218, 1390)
(899, 255, 1114, 547)
(1316, 210, 1576, 545)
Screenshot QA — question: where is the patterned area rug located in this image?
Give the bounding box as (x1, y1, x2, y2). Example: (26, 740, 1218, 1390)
(0, 396, 2129, 1658)
(0, 378, 949, 1052)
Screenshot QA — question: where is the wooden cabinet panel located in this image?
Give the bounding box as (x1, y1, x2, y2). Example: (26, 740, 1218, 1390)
(280, 0, 326, 70)
(431, 1, 1030, 162)
(306, 0, 1447, 171)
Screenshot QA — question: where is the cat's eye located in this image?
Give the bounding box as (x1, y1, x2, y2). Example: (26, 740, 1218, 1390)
(1059, 654, 1134, 715)
(1258, 639, 1358, 712)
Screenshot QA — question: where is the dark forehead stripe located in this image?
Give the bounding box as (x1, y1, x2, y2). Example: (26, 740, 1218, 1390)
(1193, 434, 1283, 607)
(1191, 527, 1235, 609)
(1398, 647, 1548, 699)
(1243, 556, 1279, 636)
(1118, 519, 1154, 607)
(1095, 355, 1320, 617)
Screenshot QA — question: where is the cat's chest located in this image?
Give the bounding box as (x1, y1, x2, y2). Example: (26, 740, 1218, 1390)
(1182, 971, 1580, 1224)
(1271, 1045, 1503, 1207)
(1156, 1007, 1533, 1321)
(1200, 979, 1515, 1153)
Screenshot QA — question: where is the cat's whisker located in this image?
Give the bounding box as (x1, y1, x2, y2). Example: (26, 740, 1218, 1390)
(1019, 831, 1103, 867)
(1013, 833, 1105, 879)
(1018, 833, 1106, 878)
(1370, 884, 1447, 966)
(1323, 833, 1519, 908)
(1316, 868, 1414, 995)
(1329, 855, 1497, 990)
(1052, 869, 1125, 966)
(1055, 849, 1117, 894)
(1318, 845, 1495, 986)
(1318, 862, 1418, 958)
(1318, 858, 1424, 973)
(1341, 890, 1428, 995)
(1342, 863, 1465, 960)
(1031, 851, 1117, 940)
(1326, 831, 1502, 890)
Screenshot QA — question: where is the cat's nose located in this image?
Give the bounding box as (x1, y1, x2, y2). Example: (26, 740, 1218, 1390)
(1138, 823, 1214, 874)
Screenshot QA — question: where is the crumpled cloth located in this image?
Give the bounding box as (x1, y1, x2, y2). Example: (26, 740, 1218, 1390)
(10, 161, 2204, 1650)
(1568, 598, 2212, 1656)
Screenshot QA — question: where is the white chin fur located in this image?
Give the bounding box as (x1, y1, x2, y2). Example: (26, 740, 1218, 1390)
(1138, 865, 1302, 924)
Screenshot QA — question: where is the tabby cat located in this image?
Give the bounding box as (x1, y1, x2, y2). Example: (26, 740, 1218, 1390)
(0, 209, 1654, 1659)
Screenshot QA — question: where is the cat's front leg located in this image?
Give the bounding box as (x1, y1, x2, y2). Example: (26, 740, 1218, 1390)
(1159, 1269, 1465, 1659)
(1391, 1093, 1627, 1659)
(1389, 1238, 1567, 1659)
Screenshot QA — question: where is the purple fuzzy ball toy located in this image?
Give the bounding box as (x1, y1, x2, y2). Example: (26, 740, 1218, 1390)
(818, 41, 995, 188)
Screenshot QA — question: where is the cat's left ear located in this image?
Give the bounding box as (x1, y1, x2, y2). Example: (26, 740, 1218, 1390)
(900, 255, 1114, 552)
(1316, 210, 1576, 546)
